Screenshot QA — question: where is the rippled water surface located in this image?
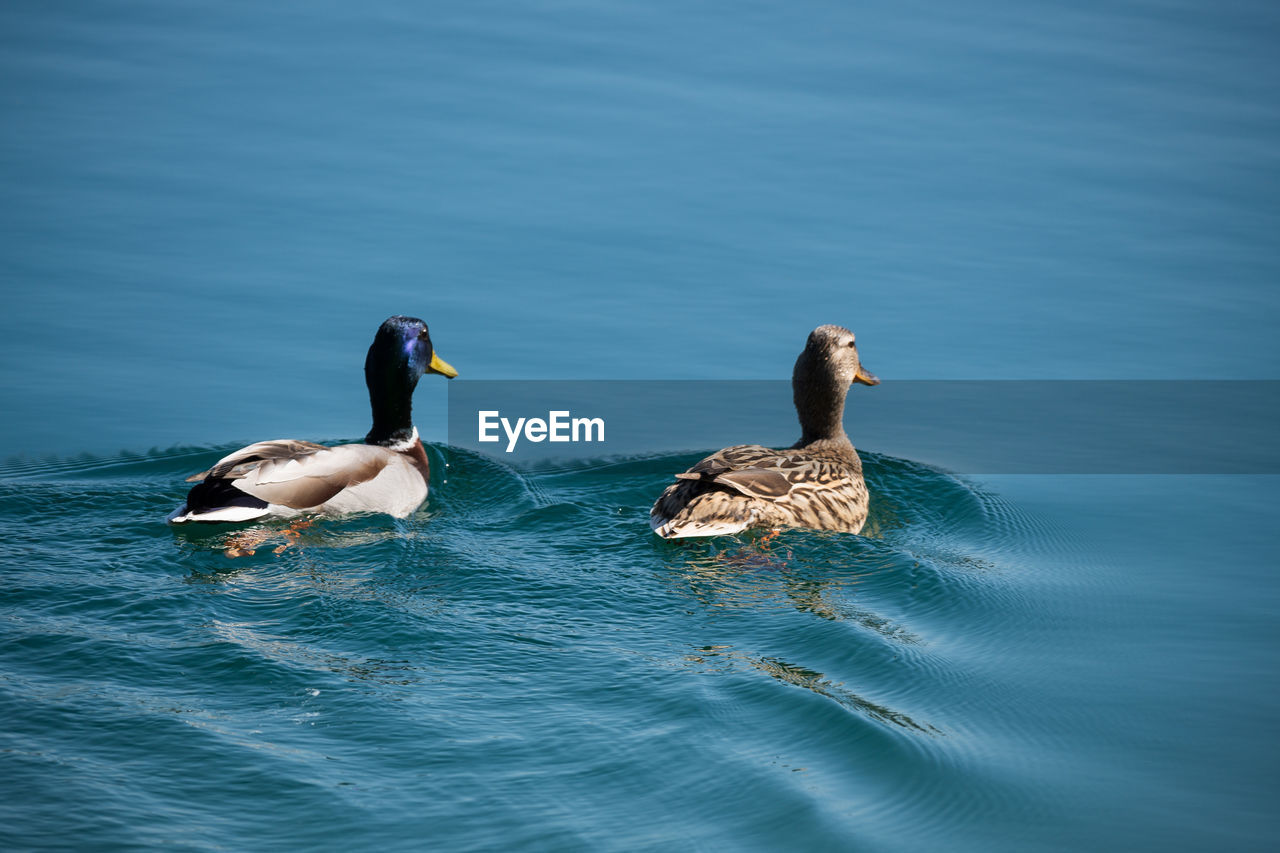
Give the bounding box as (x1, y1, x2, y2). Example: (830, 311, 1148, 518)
(2, 0, 1278, 850)
(0, 449, 1087, 851)
(2, 450, 1275, 850)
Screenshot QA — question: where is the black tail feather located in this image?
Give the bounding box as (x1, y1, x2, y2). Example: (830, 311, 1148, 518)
(184, 478, 269, 514)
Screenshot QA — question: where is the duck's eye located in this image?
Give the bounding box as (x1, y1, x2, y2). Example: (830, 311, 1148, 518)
(846, 340, 856, 348)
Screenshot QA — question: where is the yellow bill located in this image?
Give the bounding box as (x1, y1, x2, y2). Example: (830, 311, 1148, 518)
(428, 352, 458, 378)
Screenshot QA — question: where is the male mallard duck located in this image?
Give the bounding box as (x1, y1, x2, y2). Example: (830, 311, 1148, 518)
(650, 324, 879, 538)
(167, 315, 457, 524)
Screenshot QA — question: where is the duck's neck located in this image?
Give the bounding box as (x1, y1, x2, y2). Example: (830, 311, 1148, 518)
(365, 371, 419, 447)
(793, 368, 851, 448)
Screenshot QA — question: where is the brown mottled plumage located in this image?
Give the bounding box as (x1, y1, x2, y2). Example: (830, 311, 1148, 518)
(650, 325, 879, 538)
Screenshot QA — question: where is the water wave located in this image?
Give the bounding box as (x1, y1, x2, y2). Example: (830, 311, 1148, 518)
(0, 441, 1076, 850)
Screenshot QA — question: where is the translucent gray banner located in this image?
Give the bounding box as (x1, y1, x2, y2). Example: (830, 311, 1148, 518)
(446, 380, 1280, 474)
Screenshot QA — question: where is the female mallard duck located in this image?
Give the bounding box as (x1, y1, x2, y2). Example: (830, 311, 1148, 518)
(167, 315, 457, 524)
(650, 324, 879, 538)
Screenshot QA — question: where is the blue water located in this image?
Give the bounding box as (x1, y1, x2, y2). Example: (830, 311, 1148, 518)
(2, 1, 1278, 850)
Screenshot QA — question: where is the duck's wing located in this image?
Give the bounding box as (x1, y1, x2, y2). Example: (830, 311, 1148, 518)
(651, 445, 862, 538)
(188, 441, 395, 510)
(186, 440, 331, 482)
(671, 445, 841, 500)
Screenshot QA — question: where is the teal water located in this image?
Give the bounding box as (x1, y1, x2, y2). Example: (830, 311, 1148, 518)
(2, 1, 1279, 850)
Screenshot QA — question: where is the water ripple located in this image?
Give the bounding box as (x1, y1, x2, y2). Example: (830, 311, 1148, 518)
(1, 442, 1082, 851)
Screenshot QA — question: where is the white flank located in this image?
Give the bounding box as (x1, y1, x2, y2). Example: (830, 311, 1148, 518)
(317, 455, 428, 518)
(649, 513, 751, 539)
